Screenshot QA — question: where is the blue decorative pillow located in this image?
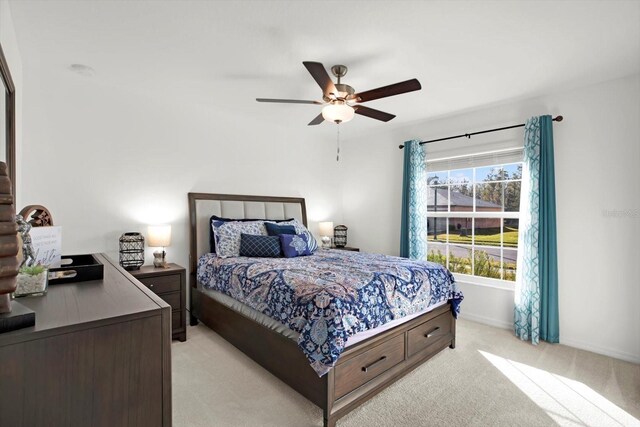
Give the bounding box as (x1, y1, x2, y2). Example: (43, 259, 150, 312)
(209, 216, 294, 253)
(239, 233, 281, 258)
(304, 231, 318, 253)
(265, 222, 297, 237)
(275, 219, 318, 253)
(280, 233, 312, 258)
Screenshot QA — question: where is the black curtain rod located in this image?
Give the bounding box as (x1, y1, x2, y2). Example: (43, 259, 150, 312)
(398, 115, 563, 149)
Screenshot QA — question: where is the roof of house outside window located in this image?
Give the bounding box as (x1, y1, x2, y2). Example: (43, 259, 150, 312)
(427, 188, 501, 209)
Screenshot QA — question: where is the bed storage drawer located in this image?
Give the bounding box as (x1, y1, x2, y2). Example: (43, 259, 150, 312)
(334, 334, 405, 398)
(407, 311, 453, 358)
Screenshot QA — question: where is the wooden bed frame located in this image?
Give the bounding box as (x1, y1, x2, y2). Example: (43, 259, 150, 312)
(188, 192, 456, 427)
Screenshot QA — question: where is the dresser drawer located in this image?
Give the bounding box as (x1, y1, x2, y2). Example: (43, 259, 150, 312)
(159, 291, 181, 311)
(138, 274, 181, 294)
(334, 334, 405, 398)
(407, 312, 452, 358)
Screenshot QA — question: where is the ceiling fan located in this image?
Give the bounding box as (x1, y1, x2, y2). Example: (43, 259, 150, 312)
(256, 61, 422, 125)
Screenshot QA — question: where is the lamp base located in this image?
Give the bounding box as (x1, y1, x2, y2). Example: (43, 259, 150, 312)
(152, 250, 167, 268)
(321, 236, 331, 249)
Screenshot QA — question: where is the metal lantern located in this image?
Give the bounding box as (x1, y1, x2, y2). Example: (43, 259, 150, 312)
(119, 232, 144, 270)
(333, 225, 348, 248)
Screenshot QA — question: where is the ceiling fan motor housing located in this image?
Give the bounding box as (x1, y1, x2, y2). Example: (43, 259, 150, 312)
(324, 83, 356, 102)
(324, 64, 356, 101)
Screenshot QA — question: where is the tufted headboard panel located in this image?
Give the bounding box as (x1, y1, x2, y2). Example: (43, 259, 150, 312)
(187, 193, 307, 280)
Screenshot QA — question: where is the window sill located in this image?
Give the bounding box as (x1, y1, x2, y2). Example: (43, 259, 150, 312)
(453, 273, 515, 291)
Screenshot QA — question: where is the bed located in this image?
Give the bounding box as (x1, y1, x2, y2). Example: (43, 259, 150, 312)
(188, 193, 462, 427)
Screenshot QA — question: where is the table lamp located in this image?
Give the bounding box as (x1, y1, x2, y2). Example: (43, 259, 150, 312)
(148, 225, 171, 268)
(318, 221, 334, 249)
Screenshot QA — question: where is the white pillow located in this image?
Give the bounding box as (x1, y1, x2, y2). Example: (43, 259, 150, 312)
(212, 220, 267, 258)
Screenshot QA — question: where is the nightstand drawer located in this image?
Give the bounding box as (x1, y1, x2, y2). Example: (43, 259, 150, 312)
(160, 291, 181, 311)
(138, 274, 181, 294)
(172, 310, 182, 331)
(129, 263, 186, 341)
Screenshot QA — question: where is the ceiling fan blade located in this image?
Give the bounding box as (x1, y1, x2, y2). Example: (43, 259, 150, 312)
(308, 113, 325, 126)
(355, 79, 421, 103)
(256, 98, 322, 104)
(353, 105, 396, 122)
(302, 61, 338, 97)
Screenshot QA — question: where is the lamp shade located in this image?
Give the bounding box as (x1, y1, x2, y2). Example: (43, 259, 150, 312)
(322, 102, 354, 123)
(318, 221, 334, 237)
(148, 225, 171, 247)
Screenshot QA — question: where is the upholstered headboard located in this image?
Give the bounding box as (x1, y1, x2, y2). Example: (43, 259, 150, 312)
(187, 193, 307, 279)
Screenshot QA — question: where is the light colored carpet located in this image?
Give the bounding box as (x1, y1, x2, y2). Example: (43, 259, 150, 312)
(172, 319, 640, 427)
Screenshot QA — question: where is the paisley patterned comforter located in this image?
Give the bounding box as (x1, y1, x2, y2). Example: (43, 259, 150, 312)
(197, 250, 463, 377)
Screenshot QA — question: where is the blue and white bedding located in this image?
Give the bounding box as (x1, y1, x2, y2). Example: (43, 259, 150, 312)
(197, 249, 463, 377)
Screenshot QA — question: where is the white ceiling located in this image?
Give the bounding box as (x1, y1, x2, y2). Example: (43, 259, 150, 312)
(8, 0, 640, 130)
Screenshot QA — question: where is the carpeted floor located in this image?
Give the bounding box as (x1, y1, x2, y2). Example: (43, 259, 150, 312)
(172, 319, 640, 427)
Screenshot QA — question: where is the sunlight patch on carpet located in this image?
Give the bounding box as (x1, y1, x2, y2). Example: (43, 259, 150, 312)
(479, 350, 639, 427)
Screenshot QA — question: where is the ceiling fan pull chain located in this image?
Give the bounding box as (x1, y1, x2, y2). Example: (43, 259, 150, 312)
(336, 124, 340, 162)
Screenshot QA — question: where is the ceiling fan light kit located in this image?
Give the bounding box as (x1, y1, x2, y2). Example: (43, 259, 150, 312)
(256, 61, 422, 126)
(322, 102, 354, 124)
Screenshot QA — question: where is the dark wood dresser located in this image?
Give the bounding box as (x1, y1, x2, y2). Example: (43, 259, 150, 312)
(0, 253, 172, 427)
(129, 263, 186, 342)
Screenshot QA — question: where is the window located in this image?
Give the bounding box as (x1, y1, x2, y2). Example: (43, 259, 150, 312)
(426, 162, 521, 282)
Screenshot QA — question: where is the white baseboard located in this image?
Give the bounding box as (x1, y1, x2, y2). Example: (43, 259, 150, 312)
(560, 337, 640, 365)
(459, 312, 512, 330)
(460, 313, 640, 364)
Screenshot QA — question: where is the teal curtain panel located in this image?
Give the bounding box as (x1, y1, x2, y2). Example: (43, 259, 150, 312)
(514, 115, 560, 344)
(400, 140, 429, 260)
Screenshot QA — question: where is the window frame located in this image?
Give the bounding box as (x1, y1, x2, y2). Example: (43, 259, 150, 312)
(426, 164, 521, 286)
(453, 272, 517, 291)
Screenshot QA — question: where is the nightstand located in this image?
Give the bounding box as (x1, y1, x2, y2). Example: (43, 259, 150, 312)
(129, 263, 186, 341)
(331, 246, 360, 252)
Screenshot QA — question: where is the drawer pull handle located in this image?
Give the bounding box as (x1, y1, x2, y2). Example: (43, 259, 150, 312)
(361, 356, 387, 373)
(424, 326, 440, 338)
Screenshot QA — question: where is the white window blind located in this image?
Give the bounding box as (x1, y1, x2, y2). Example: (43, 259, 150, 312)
(426, 147, 523, 172)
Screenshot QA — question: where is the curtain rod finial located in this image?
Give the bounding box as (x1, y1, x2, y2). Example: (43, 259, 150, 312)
(399, 144, 405, 149)
(554, 115, 563, 122)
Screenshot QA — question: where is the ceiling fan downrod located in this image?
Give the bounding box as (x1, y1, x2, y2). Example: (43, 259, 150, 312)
(331, 65, 348, 84)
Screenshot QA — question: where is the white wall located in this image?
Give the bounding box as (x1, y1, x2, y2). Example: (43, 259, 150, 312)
(19, 65, 345, 272)
(341, 74, 640, 363)
(0, 0, 22, 205)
